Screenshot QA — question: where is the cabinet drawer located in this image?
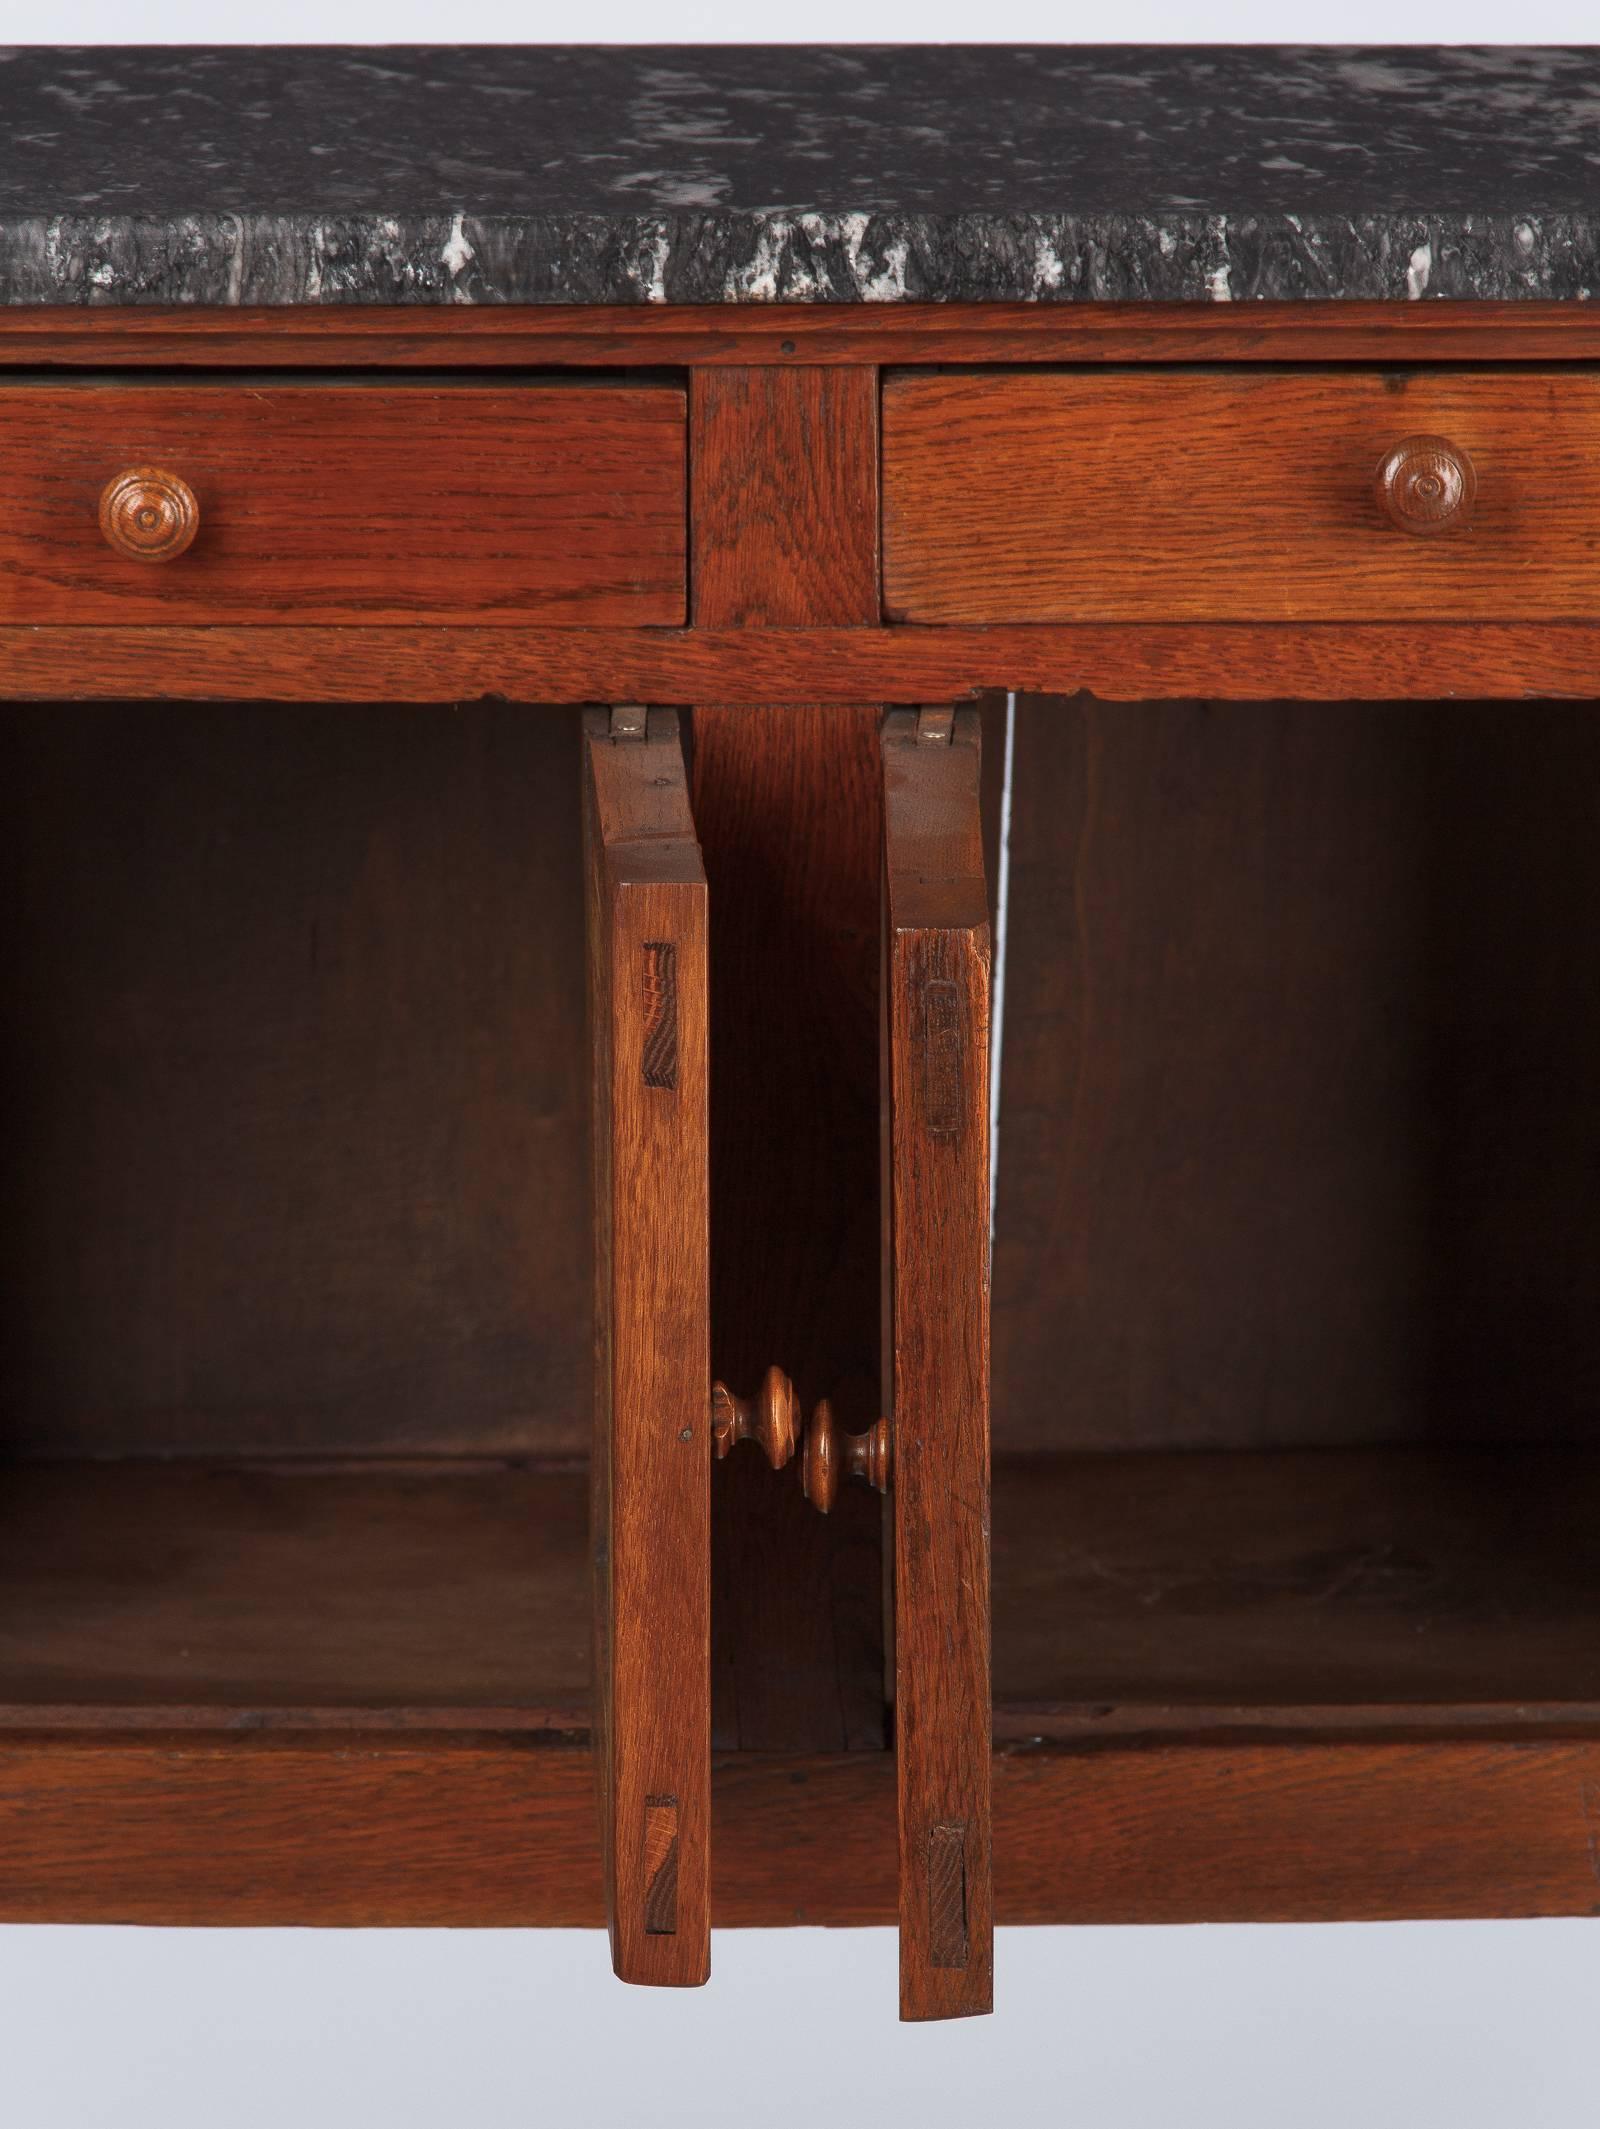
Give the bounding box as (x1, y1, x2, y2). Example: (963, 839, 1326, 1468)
(0, 378, 686, 625)
(883, 369, 1600, 624)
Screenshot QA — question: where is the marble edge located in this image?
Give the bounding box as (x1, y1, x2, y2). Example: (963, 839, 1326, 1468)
(0, 209, 1596, 305)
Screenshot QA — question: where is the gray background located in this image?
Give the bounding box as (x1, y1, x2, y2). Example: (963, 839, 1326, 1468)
(3, 1921, 1595, 2125)
(1, 4, 1596, 2120)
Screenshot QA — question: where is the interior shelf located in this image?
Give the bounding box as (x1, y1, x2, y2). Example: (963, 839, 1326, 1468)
(993, 1448, 1600, 1739)
(0, 1460, 589, 1732)
(5, 1447, 1597, 1746)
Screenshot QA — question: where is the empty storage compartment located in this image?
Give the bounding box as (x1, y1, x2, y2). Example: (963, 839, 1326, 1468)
(0, 700, 594, 1733)
(991, 695, 1600, 1740)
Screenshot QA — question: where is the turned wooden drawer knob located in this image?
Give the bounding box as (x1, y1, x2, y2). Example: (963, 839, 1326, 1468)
(98, 467, 200, 563)
(711, 1365, 802, 1470)
(1373, 435, 1476, 537)
(800, 1400, 890, 1515)
(712, 1364, 891, 1513)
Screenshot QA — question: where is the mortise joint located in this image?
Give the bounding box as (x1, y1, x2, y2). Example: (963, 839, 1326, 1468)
(916, 705, 956, 745)
(642, 1796, 679, 1936)
(927, 1821, 969, 1969)
(640, 942, 679, 1089)
(919, 977, 964, 1137)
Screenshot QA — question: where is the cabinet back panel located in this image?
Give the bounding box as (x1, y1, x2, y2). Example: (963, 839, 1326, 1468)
(0, 701, 588, 1457)
(994, 696, 1600, 1452)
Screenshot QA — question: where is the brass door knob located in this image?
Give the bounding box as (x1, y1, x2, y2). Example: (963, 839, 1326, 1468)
(1373, 435, 1476, 536)
(98, 467, 200, 562)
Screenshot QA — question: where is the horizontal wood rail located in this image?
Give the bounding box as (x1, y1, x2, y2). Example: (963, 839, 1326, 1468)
(1, 1735, 1597, 1928)
(7, 300, 1600, 368)
(4, 623, 1599, 703)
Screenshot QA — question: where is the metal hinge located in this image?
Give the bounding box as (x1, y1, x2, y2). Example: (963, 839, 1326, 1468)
(608, 703, 649, 740)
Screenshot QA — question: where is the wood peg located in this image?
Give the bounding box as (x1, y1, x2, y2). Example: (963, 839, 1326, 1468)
(800, 1399, 891, 1514)
(98, 466, 200, 563)
(1373, 434, 1477, 536)
(711, 1364, 802, 1469)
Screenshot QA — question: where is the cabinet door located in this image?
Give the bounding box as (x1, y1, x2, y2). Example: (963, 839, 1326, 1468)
(584, 707, 710, 1987)
(882, 706, 995, 2020)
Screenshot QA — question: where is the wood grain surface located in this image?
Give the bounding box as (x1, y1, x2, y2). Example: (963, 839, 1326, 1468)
(6, 623, 1599, 704)
(692, 367, 889, 1755)
(885, 368, 1600, 622)
(6, 1447, 1587, 1743)
(5, 301, 1600, 369)
(11, 292, 1600, 1968)
(691, 705, 889, 1754)
(882, 708, 993, 2019)
(690, 368, 878, 626)
(0, 379, 685, 624)
(0, 1460, 589, 1729)
(585, 708, 710, 1985)
(3, 1735, 1596, 1929)
(991, 1448, 1600, 1734)
(0, 697, 589, 1458)
(993, 694, 1600, 1455)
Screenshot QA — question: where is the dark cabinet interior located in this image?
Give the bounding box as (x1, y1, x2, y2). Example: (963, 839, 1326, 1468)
(0, 701, 595, 1729)
(7, 690, 1595, 1750)
(991, 694, 1600, 1739)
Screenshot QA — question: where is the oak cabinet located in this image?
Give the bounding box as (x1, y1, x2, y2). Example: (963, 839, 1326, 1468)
(4, 301, 1600, 2026)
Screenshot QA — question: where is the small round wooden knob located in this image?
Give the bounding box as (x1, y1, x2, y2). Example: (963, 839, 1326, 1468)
(1373, 435, 1476, 537)
(712, 1365, 801, 1470)
(801, 1400, 891, 1515)
(713, 1365, 892, 1513)
(98, 467, 200, 563)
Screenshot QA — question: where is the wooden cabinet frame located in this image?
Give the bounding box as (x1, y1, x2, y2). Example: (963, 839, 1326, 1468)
(4, 299, 1600, 2023)
(584, 708, 710, 1986)
(882, 708, 994, 2020)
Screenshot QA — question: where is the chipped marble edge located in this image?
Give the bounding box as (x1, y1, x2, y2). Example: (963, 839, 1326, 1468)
(0, 209, 1595, 305)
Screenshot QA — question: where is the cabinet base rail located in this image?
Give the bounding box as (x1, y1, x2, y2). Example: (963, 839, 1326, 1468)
(1, 1735, 1595, 1928)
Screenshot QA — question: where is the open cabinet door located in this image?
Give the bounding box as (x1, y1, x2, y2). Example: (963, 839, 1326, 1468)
(882, 706, 995, 2020)
(584, 706, 711, 1987)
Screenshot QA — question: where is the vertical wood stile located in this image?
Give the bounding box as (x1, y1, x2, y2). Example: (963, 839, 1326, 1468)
(584, 706, 711, 1986)
(882, 706, 994, 2020)
(690, 366, 892, 1757)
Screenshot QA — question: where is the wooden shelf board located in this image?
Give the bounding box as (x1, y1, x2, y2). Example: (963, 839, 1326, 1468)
(994, 1447, 1600, 1736)
(3, 1447, 1596, 1746)
(0, 1449, 1596, 1925)
(0, 1459, 589, 1731)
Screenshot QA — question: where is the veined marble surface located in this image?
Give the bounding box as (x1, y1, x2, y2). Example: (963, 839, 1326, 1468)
(3, 45, 1599, 305)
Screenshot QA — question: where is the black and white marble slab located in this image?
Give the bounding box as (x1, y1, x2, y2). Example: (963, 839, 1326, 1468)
(3, 45, 1599, 305)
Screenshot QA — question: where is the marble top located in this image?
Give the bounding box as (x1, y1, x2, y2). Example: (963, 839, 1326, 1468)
(3, 45, 1599, 305)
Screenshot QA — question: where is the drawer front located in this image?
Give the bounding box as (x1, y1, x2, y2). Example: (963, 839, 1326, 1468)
(883, 370, 1600, 624)
(0, 380, 685, 625)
